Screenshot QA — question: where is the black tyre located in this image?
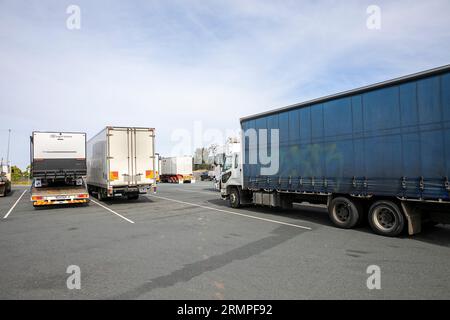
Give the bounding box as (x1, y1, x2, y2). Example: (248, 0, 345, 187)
(280, 196, 293, 210)
(229, 187, 241, 208)
(127, 194, 139, 200)
(97, 189, 105, 201)
(368, 201, 405, 237)
(328, 197, 363, 229)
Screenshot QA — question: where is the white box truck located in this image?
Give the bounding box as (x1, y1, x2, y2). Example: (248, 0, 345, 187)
(160, 156, 194, 183)
(87, 127, 157, 200)
(30, 132, 89, 207)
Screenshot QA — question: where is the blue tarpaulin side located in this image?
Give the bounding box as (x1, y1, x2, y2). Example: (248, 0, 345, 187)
(242, 69, 450, 201)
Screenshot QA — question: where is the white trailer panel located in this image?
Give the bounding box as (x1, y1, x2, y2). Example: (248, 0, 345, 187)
(87, 127, 156, 198)
(32, 132, 86, 159)
(86, 128, 108, 188)
(161, 156, 193, 176)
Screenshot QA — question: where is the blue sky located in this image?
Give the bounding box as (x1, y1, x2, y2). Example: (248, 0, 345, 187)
(1, 0, 450, 169)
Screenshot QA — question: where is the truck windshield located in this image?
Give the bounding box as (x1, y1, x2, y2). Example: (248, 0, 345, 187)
(223, 156, 233, 172)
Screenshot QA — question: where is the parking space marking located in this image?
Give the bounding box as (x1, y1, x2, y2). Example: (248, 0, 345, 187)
(91, 199, 135, 224)
(147, 194, 312, 230)
(3, 189, 28, 219)
(173, 188, 217, 195)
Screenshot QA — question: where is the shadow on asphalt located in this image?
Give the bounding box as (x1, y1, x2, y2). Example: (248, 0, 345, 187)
(111, 224, 305, 299)
(206, 198, 333, 226)
(206, 198, 450, 246)
(413, 224, 450, 247)
(32, 203, 89, 211)
(2, 187, 26, 197)
(102, 196, 154, 205)
(199, 188, 219, 192)
(4, 189, 16, 197)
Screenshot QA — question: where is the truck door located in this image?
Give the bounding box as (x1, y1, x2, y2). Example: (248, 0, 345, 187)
(133, 128, 155, 186)
(232, 153, 241, 180)
(108, 128, 131, 186)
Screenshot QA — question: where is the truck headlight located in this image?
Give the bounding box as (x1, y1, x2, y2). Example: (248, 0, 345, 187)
(221, 172, 232, 183)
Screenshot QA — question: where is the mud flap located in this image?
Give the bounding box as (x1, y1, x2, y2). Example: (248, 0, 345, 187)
(401, 202, 422, 235)
(327, 195, 332, 208)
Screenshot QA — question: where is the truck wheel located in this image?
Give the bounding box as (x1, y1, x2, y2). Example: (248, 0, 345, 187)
(127, 194, 139, 200)
(368, 201, 405, 237)
(328, 197, 363, 229)
(280, 196, 293, 210)
(229, 188, 241, 208)
(97, 189, 105, 201)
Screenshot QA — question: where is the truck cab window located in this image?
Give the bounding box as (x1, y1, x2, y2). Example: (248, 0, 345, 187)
(223, 156, 232, 171)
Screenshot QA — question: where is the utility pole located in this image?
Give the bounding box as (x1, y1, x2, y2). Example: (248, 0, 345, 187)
(6, 129, 11, 166)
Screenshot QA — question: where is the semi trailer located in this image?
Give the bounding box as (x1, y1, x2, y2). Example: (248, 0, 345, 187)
(160, 156, 194, 183)
(86, 127, 157, 200)
(30, 132, 89, 207)
(221, 65, 450, 237)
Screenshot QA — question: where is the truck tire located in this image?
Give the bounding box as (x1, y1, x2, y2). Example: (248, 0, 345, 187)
(280, 196, 293, 210)
(127, 194, 139, 200)
(229, 187, 241, 208)
(368, 201, 405, 237)
(97, 189, 106, 201)
(328, 197, 363, 229)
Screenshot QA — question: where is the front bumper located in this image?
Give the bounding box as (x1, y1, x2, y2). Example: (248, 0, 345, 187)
(220, 188, 229, 199)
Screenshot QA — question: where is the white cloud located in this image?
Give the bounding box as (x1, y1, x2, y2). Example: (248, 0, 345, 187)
(0, 0, 449, 168)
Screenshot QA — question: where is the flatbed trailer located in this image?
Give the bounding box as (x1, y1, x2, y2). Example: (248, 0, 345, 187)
(30, 184, 89, 206)
(30, 131, 89, 207)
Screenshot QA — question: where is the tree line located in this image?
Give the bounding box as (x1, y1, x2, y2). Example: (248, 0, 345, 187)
(10, 165, 31, 182)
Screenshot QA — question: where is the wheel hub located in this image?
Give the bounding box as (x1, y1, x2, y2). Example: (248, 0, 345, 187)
(374, 207, 396, 231)
(335, 203, 350, 222)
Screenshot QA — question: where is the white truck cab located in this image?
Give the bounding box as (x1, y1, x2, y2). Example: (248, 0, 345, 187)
(220, 152, 249, 208)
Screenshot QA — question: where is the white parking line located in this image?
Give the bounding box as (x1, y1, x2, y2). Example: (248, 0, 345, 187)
(147, 194, 312, 230)
(91, 199, 135, 224)
(173, 188, 217, 196)
(3, 189, 28, 219)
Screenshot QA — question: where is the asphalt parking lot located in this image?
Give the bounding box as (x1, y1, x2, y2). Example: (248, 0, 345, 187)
(1, 182, 449, 300)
